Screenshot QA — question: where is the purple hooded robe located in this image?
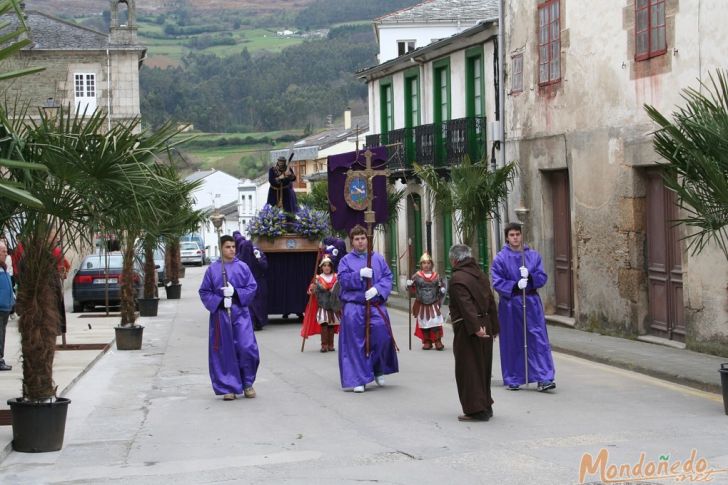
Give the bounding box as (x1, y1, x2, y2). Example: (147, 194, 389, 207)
(198, 257, 259, 395)
(491, 244, 555, 387)
(337, 250, 399, 389)
(233, 231, 268, 329)
(322, 236, 347, 271)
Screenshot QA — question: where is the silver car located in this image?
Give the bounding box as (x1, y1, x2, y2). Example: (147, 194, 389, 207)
(180, 241, 204, 266)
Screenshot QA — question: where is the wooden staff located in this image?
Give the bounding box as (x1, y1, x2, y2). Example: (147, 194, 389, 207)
(365, 228, 373, 356)
(408, 238, 413, 351)
(301, 243, 324, 352)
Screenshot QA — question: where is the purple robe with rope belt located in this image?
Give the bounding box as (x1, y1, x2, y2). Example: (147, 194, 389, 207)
(233, 231, 269, 329)
(491, 244, 555, 387)
(198, 257, 259, 395)
(337, 250, 398, 389)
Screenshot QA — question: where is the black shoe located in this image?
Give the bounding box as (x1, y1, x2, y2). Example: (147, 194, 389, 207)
(484, 407, 493, 419)
(0, 363, 12, 371)
(537, 381, 556, 392)
(506, 384, 520, 391)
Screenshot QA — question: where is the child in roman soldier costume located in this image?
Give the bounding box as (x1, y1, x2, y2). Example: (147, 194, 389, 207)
(407, 252, 447, 350)
(303, 254, 341, 352)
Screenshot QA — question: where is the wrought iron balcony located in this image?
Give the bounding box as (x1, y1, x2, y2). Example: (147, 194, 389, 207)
(365, 116, 486, 175)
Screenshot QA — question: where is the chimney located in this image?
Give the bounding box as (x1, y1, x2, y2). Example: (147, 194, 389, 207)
(344, 107, 352, 130)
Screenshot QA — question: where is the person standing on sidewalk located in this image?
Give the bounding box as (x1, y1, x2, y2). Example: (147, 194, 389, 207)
(491, 222, 556, 392)
(0, 241, 15, 371)
(337, 225, 398, 393)
(406, 252, 447, 350)
(448, 244, 499, 422)
(199, 235, 259, 401)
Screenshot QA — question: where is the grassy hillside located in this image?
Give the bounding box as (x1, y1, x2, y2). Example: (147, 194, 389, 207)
(174, 130, 304, 179)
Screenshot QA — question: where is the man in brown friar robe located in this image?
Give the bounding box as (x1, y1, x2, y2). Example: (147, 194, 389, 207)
(447, 244, 500, 422)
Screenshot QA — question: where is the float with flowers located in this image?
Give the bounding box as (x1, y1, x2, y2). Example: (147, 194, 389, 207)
(247, 204, 335, 318)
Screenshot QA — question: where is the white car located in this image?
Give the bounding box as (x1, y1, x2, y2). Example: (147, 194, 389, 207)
(180, 241, 205, 266)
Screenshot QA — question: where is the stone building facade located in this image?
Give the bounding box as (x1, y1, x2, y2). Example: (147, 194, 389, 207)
(503, 0, 728, 355)
(0, 1, 144, 129)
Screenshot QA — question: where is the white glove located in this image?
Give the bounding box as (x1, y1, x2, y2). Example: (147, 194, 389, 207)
(365, 287, 378, 301)
(406, 279, 413, 287)
(253, 249, 261, 259)
(440, 287, 447, 294)
(223, 297, 232, 309)
(519, 266, 529, 278)
(222, 283, 234, 297)
(517, 278, 528, 290)
(360, 267, 373, 279)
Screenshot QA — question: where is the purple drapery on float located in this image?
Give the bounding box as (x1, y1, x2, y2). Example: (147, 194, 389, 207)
(327, 146, 389, 233)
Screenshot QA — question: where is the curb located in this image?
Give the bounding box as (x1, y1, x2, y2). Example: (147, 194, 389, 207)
(549, 343, 722, 395)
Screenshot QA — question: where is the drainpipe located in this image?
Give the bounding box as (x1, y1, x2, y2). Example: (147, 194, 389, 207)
(495, 0, 507, 250)
(106, 48, 112, 131)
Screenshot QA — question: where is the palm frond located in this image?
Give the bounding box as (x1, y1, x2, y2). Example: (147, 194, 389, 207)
(645, 69, 728, 258)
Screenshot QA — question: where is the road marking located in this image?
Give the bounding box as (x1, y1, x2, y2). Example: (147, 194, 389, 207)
(554, 352, 722, 402)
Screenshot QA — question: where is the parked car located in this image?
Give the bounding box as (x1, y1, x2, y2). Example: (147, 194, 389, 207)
(181, 234, 206, 262)
(180, 241, 205, 266)
(72, 252, 144, 312)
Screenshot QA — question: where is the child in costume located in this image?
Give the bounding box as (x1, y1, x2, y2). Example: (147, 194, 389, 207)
(406, 252, 447, 350)
(307, 255, 341, 352)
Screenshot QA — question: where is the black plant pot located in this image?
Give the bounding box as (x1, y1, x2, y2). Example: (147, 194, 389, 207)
(165, 283, 182, 300)
(7, 397, 71, 452)
(137, 297, 159, 317)
(115, 325, 144, 350)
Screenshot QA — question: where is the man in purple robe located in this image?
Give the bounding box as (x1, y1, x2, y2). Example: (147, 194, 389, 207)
(491, 222, 556, 392)
(266, 156, 298, 213)
(233, 231, 268, 330)
(337, 225, 398, 393)
(199, 235, 260, 400)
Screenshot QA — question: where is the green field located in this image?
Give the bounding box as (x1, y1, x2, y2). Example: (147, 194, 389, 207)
(176, 130, 303, 179)
(137, 20, 306, 67)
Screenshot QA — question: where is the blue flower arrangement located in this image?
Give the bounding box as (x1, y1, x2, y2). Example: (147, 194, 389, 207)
(292, 206, 331, 240)
(247, 204, 287, 239)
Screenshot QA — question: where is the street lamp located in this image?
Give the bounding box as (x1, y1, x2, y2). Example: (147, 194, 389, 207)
(42, 97, 60, 121)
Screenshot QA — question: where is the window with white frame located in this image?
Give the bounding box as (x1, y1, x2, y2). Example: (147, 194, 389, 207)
(397, 40, 416, 56)
(74, 73, 97, 114)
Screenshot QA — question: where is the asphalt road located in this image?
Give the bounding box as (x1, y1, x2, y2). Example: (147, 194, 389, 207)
(1, 265, 727, 484)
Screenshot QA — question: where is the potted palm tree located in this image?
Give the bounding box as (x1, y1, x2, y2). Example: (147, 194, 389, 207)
(415, 156, 517, 249)
(94, 122, 185, 350)
(161, 173, 203, 300)
(0, 107, 161, 451)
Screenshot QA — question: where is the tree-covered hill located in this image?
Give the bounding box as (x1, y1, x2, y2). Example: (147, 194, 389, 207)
(140, 25, 377, 132)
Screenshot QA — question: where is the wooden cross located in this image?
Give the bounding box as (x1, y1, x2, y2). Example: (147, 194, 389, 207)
(359, 149, 390, 235)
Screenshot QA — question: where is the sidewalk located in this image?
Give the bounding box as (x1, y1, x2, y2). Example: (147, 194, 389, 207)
(0, 291, 121, 461)
(387, 294, 727, 394)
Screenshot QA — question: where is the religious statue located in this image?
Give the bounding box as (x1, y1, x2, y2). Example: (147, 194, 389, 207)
(267, 155, 298, 213)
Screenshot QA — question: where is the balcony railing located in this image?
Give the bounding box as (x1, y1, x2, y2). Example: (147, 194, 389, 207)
(365, 116, 486, 173)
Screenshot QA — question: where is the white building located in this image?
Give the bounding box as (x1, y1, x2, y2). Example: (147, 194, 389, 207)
(185, 169, 241, 258)
(374, 0, 498, 63)
(359, 17, 499, 290)
(237, 178, 259, 237)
